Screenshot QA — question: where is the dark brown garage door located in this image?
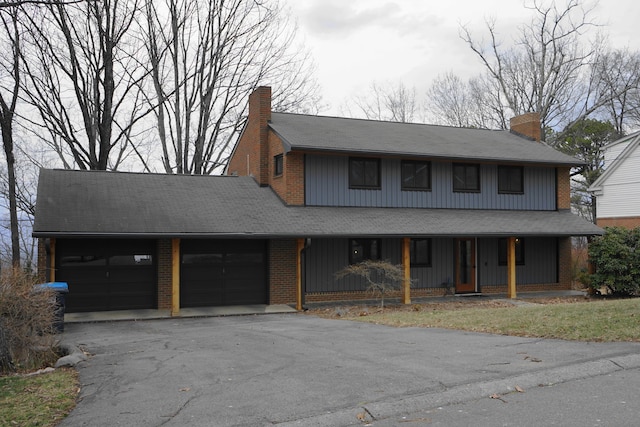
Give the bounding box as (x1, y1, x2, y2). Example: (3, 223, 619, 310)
(181, 240, 267, 307)
(56, 239, 157, 312)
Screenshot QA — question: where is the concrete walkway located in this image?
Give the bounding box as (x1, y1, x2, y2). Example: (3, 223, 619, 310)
(64, 304, 297, 323)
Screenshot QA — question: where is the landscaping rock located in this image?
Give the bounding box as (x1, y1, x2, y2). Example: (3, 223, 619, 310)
(55, 343, 87, 368)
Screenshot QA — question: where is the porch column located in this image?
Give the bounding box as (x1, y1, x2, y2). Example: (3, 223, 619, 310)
(171, 238, 180, 316)
(296, 238, 305, 311)
(49, 237, 56, 282)
(402, 237, 411, 304)
(507, 236, 517, 299)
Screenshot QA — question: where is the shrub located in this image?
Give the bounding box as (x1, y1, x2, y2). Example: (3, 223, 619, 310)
(0, 268, 59, 373)
(588, 227, 640, 297)
(336, 260, 410, 308)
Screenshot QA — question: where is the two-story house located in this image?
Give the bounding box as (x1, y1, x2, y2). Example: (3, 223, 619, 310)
(588, 130, 640, 228)
(33, 86, 601, 314)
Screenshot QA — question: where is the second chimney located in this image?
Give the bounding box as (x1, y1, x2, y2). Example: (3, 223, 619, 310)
(510, 112, 541, 142)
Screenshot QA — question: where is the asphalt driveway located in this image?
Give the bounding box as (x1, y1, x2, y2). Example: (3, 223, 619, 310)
(60, 313, 640, 426)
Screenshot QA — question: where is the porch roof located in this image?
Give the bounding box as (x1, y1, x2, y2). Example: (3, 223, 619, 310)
(286, 206, 603, 238)
(34, 169, 602, 238)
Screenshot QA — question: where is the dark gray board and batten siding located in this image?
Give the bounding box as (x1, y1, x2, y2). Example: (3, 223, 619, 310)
(305, 155, 557, 210)
(305, 237, 558, 293)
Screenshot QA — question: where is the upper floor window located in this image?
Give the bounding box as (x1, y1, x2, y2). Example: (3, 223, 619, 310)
(410, 238, 432, 267)
(349, 157, 381, 189)
(349, 238, 381, 264)
(453, 163, 480, 192)
(274, 154, 283, 177)
(402, 160, 431, 191)
(498, 238, 525, 266)
(498, 165, 524, 194)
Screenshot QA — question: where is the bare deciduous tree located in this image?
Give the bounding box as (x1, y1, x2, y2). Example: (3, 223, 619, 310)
(460, 0, 600, 132)
(143, 0, 321, 175)
(0, 0, 84, 7)
(425, 72, 474, 128)
(0, 149, 40, 268)
(425, 72, 509, 129)
(20, 0, 148, 170)
(0, 5, 22, 266)
(342, 81, 418, 123)
(589, 47, 640, 135)
(335, 260, 409, 309)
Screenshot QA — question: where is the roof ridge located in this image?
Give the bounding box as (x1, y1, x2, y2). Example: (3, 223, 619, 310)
(45, 168, 241, 179)
(271, 111, 507, 133)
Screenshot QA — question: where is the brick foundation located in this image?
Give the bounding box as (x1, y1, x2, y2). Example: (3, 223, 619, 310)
(305, 282, 567, 304)
(596, 217, 640, 228)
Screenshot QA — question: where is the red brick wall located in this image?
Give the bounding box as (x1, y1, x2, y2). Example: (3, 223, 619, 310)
(557, 167, 571, 210)
(228, 87, 305, 205)
(597, 217, 640, 228)
(268, 134, 305, 205)
(510, 112, 541, 141)
(305, 282, 567, 303)
(284, 152, 305, 205)
(305, 288, 448, 303)
(268, 239, 298, 304)
(227, 87, 271, 183)
(157, 239, 172, 310)
(36, 238, 48, 283)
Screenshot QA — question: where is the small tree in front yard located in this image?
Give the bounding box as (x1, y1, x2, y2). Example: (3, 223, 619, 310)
(588, 227, 640, 297)
(335, 260, 409, 309)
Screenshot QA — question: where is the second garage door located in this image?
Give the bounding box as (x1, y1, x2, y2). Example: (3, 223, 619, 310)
(180, 240, 267, 307)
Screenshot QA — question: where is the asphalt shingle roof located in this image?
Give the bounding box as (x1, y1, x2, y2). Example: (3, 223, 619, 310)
(269, 112, 581, 166)
(34, 169, 602, 238)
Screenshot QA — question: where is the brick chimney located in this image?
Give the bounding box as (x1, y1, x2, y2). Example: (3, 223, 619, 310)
(251, 86, 272, 186)
(510, 112, 541, 142)
(228, 86, 272, 183)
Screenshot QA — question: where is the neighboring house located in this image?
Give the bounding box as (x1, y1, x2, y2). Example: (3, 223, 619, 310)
(588, 131, 640, 228)
(33, 87, 602, 314)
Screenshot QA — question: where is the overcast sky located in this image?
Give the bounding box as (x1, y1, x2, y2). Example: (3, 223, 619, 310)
(284, 0, 640, 116)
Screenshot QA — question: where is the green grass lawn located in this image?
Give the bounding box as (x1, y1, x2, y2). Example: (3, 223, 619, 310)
(342, 298, 640, 342)
(0, 368, 78, 427)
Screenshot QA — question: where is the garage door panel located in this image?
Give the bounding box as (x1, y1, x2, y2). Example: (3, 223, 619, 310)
(69, 295, 112, 312)
(225, 264, 264, 281)
(109, 280, 155, 295)
(224, 284, 266, 305)
(180, 278, 224, 307)
(57, 239, 156, 312)
(181, 240, 267, 307)
(109, 267, 155, 282)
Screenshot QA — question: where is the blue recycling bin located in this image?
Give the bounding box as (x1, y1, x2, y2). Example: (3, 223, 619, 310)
(36, 282, 68, 333)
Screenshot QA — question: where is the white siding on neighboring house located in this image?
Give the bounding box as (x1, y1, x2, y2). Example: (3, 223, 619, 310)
(604, 139, 629, 164)
(592, 133, 640, 218)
